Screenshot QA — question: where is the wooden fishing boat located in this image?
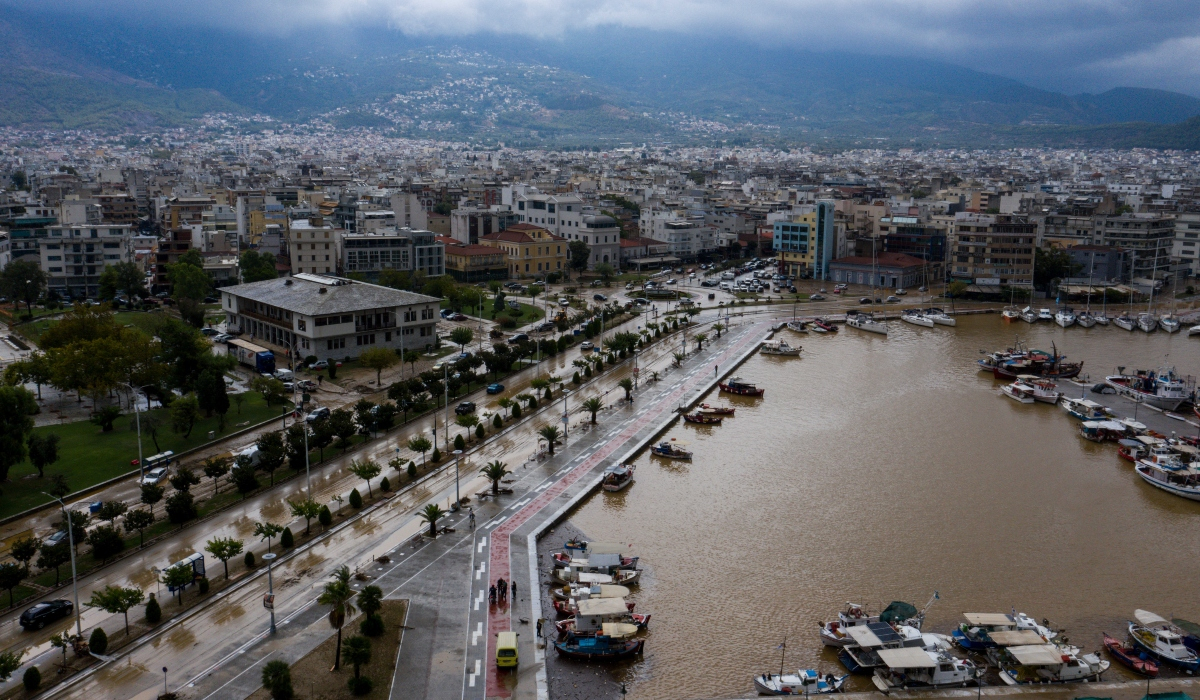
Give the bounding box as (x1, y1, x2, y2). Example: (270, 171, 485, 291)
(1103, 633, 1159, 677)
(698, 403, 735, 415)
(601, 464, 635, 492)
(555, 612, 651, 636)
(1129, 610, 1200, 671)
(683, 412, 723, 424)
(719, 376, 764, 396)
(553, 632, 644, 660)
(650, 439, 692, 460)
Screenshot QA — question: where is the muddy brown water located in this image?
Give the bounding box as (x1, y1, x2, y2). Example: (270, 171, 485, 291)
(564, 314, 1200, 699)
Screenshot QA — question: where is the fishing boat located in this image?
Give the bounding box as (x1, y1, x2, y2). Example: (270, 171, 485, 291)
(555, 610, 651, 636)
(1060, 397, 1110, 421)
(786, 321, 809, 333)
(812, 319, 837, 333)
(1020, 306, 1038, 323)
(995, 644, 1109, 685)
(952, 613, 1058, 651)
(1171, 618, 1200, 654)
(901, 309, 935, 328)
(551, 582, 630, 602)
(1105, 367, 1192, 411)
(1115, 314, 1136, 331)
(1055, 308, 1077, 328)
(1102, 633, 1159, 677)
(1134, 458, 1200, 502)
(754, 670, 848, 696)
(925, 308, 956, 326)
(1079, 420, 1131, 443)
(846, 311, 888, 335)
(838, 622, 950, 674)
(557, 540, 639, 569)
(553, 631, 644, 660)
(991, 344, 1082, 379)
(720, 377, 765, 396)
(871, 649, 979, 692)
(761, 339, 802, 356)
(1038, 308, 1053, 321)
(601, 464, 635, 492)
(1136, 312, 1158, 333)
(818, 603, 880, 647)
(553, 566, 641, 586)
(698, 403, 736, 415)
(1117, 437, 1159, 462)
(1000, 382, 1035, 404)
(683, 411, 723, 425)
(1128, 610, 1200, 671)
(650, 439, 692, 460)
(1003, 376, 1062, 404)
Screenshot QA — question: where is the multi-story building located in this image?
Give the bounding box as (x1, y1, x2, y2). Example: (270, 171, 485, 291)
(450, 205, 519, 245)
(287, 217, 341, 276)
(154, 228, 196, 290)
(829, 252, 928, 289)
(221, 273, 441, 361)
(1172, 212, 1200, 277)
(882, 221, 946, 263)
(480, 224, 567, 278)
(341, 229, 445, 278)
(165, 196, 214, 229)
(1096, 214, 1176, 279)
(772, 202, 836, 280)
(1038, 214, 1098, 248)
(96, 194, 139, 225)
(1065, 245, 1129, 283)
(442, 241, 508, 282)
(509, 188, 585, 237)
(564, 214, 621, 270)
(950, 213, 1036, 289)
(0, 230, 10, 270)
(40, 224, 134, 298)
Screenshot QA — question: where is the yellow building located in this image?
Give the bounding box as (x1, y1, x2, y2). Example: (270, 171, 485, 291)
(480, 224, 567, 278)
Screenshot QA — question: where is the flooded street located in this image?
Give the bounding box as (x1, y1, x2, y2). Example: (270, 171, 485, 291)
(565, 314, 1200, 699)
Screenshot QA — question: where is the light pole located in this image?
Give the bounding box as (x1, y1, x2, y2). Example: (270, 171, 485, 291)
(262, 552, 277, 634)
(122, 382, 147, 482)
(560, 389, 570, 448)
(290, 342, 311, 497)
(44, 493, 82, 638)
(443, 363, 450, 449)
(452, 449, 463, 510)
(162, 667, 169, 696)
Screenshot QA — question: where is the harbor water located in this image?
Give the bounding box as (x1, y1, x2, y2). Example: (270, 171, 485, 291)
(564, 314, 1200, 699)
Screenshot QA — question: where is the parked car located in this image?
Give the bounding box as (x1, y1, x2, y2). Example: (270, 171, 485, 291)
(536, 322, 555, 332)
(507, 300, 521, 310)
(440, 308, 454, 319)
(558, 297, 570, 307)
(510, 333, 530, 343)
(455, 401, 477, 415)
(895, 288, 907, 296)
(486, 383, 505, 394)
(810, 293, 826, 300)
(633, 298, 649, 305)
(885, 295, 900, 303)
(19, 600, 74, 630)
(305, 406, 331, 423)
(580, 341, 595, 351)
(140, 467, 169, 485)
(309, 360, 329, 370)
(859, 297, 873, 304)
(212, 333, 232, 343)
(451, 312, 467, 321)
(593, 293, 607, 302)
(200, 327, 219, 336)
(298, 380, 319, 391)
(666, 279, 677, 285)
(44, 530, 69, 547)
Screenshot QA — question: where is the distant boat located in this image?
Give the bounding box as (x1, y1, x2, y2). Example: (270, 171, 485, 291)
(1002, 307, 1021, 321)
(1159, 316, 1181, 333)
(1128, 610, 1200, 671)
(902, 309, 935, 328)
(553, 631, 644, 660)
(996, 644, 1109, 685)
(812, 318, 837, 333)
(1103, 632, 1159, 677)
(761, 339, 802, 356)
(846, 311, 887, 335)
(1001, 377, 1062, 404)
(601, 464, 635, 492)
(1054, 308, 1076, 327)
(719, 377, 764, 396)
(1076, 311, 1096, 328)
(1137, 312, 1158, 333)
(1115, 314, 1136, 331)
(1105, 367, 1190, 411)
(755, 670, 848, 696)
(1020, 307, 1037, 323)
(683, 412, 723, 425)
(924, 308, 956, 326)
(1061, 397, 1110, 421)
(650, 440, 692, 461)
(1037, 308, 1053, 321)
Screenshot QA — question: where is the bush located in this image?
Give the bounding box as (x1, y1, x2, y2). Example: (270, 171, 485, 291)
(89, 626, 109, 655)
(328, 364, 337, 380)
(348, 677, 373, 696)
(380, 476, 391, 492)
(512, 404, 522, 419)
(497, 315, 516, 329)
(348, 488, 363, 509)
(244, 551, 256, 568)
(145, 594, 162, 623)
(303, 355, 317, 366)
(584, 366, 593, 378)
(262, 659, 294, 700)
(492, 414, 502, 429)
(573, 371, 580, 385)
(318, 505, 332, 528)
(406, 461, 417, 479)
(24, 666, 41, 691)
(476, 424, 485, 440)
(454, 434, 465, 450)
(280, 527, 294, 548)
(198, 577, 210, 594)
(430, 447, 441, 462)
(360, 613, 385, 637)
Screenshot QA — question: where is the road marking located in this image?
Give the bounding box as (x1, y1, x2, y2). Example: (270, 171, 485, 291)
(477, 537, 487, 552)
(468, 659, 481, 687)
(535, 483, 550, 492)
(475, 590, 485, 610)
(485, 516, 507, 529)
(572, 455, 586, 462)
(514, 498, 530, 507)
(471, 622, 483, 646)
(475, 562, 487, 580)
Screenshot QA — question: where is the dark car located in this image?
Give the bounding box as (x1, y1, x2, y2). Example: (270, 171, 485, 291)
(593, 293, 607, 301)
(20, 600, 73, 630)
(455, 401, 477, 415)
(510, 333, 530, 343)
(860, 297, 872, 304)
(486, 383, 505, 394)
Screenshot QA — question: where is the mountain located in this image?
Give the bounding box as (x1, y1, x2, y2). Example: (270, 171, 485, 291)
(2, 7, 1200, 148)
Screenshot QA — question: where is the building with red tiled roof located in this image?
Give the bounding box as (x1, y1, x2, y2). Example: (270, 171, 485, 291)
(480, 225, 567, 278)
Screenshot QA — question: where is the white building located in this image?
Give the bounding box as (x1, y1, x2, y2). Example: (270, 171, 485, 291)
(287, 218, 342, 276)
(342, 229, 445, 278)
(1173, 212, 1200, 278)
(560, 214, 621, 269)
(39, 224, 134, 298)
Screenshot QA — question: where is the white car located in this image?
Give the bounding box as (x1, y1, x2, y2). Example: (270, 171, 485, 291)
(580, 341, 595, 351)
(140, 467, 169, 486)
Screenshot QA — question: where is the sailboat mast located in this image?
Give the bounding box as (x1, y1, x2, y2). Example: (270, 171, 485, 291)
(780, 636, 787, 677)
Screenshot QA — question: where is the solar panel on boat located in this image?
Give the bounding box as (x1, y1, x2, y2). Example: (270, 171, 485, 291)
(866, 621, 902, 644)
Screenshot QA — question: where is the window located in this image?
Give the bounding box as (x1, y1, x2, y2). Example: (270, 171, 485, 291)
(49, 266, 62, 272)
(48, 255, 61, 261)
(298, 319, 307, 331)
(326, 338, 346, 350)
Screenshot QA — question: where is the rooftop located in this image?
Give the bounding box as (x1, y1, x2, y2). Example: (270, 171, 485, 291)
(223, 274, 439, 315)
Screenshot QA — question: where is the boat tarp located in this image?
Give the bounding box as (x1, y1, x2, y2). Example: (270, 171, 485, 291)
(575, 572, 613, 584)
(879, 601, 918, 625)
(989, 630, 1047, 646)
(1137, 436, 1165, 445)
(1118, 439, 1143, 448)
(964, 613, 1015, 627)
(845, 624, 887, 647)
(1135, 609, 1170, 626)
(586, 542, 627, 555)
(601, 622, 639, 639)
(595, 585, 630, 598)
(877, 647, 937, 669)
(1008, 644, 1068, 666)
(575, 598, 629, 616)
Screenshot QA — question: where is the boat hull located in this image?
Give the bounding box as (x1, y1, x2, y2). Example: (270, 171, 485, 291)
(1129, 622, 1200, 670)
(1135, 465, 1200, 502)
(1103, 633, 1159, 677)
(902, 314, 935, 328)
(719, 383, 764, 396)
(553, 637, 644, 660)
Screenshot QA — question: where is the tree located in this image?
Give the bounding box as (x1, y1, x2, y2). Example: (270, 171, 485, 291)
(580, 397, 603, 424)
(169, 393, 201, 438)
(0, 386, 37, 482)
(98, 261, 148, 300)
(618, 377, 634, 402)
(0, 563, 24, 608)
(378, 268, 411, 291)
(946, 280, 969, 298)
(203, 457, 230, 496)
(342, 635, 372, 682)
(60, 510, 89, 552)
(418, 503, 446, 538)
(288, 498, 322, 535)
(284, 424, 309, 471)
(455, 413, 479, 440)
(196, 369, 229, 424)
(37, 542, 70, 585)
(239, 250, 279, 283)
(595, 262, 616, 284)
(168, 466, 201, 493)
(89, 626, 108, 655)
(359, 347, 398, 386)
(318, 505, 333, 529)
(402, 349, 421, 376)
(133, 413, 163, 453)
(204, 537, 244, 579)
(9, 536, 38, 572)
(407, 435, 432, 465)
(318, 566, 356, 670)
(713, 322, 725, 339)
(161, 562, 194, 605)
(0, 650, 21, 682)
(357, 585, 383, 620)
(1034, 246, 1081, 292)
(353, 399, 377, 436)
(256, 430, 286, 485)
(568, 240, 590, 278)
(693, 332, 708, 351)
(90, 405, 122, 433)
(49, 631, 71, 670)
(27, 433, 61, 478)
(329, 408, 356, 452)
(123, 508, 155, 547)
(449, 327, 474, 354)
(538, 425, 562, 455)
(169, 258, 212, 302)
(311, 417, 334, 460)
(141, 482, 165, 512)
(348, 459, 382, 499)
(251, 376, 287, 407)
(165, 491, 197, 529)
(87, 585, 145, 634)
(261, 659, 294, 700)
(97, 500, 128, 523)
(0, 259, 46, 315)
(88, 525, 125, 561)
(480, 460, 510, 495)
(254, 522, 284, 553)
(4, 351, 53, 399)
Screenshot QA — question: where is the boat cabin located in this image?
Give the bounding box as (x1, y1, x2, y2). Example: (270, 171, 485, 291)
(873, 647, 976, 690)
(573, 597, 636, 632)
(997, 644, 1107, 684)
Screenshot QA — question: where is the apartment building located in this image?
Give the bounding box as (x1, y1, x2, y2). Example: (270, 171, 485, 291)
(772, 202, 835, 280)
(341, 229, 445, 278)
(449, 205, 519, 245)
(442, 241, 508, 282)
(40, 224, 134, 298)
(221, 273, 441, 361)
(1172, 212, 1200, 277)
(288, 217, 341, 276)
(1096, 214, 1177, 279)
(154, 228, 196, 290)
(950, 213, 1036, 289)
(165, 196, 214, 229)
(480, 224, 566, 278)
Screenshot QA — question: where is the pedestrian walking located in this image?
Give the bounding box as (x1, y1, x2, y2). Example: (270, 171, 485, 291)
(536, 618, 543, 638)
(468, 508, 475, 530)
(511, 580, 517, 600)
(489, 585, 496, 603)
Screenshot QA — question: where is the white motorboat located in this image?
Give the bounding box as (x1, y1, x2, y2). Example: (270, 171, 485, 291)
(1019, 306, 1037, 323)
(952, 612, 1058, 651)
(925, 308, 956, 326)
(1190, 325, 1200, 336)
(755, 670, 848, 696)
(837, 621, 944, 674)
(1001, 376, 1062, 404)
(1001, 307, 1021, 321)
(1114, 314, 1136, 331)
(761, 339, 802, 356)
(819, 603, 879, 647)
(1136, 312, 1158, 333)
(601, 464, 635, 492)
(1000, 382, 1035, 404)
(1105, 367, 1192, 411)
(872, 649, 979, 691)
(996, 644, 1110, 685)
(1054, 308, 1076, 328)
(1037, 308, 1053, 321)
(901, 309, 935, 328)
(786, 321, 808, 333)
(1060, 396, 1109, 421)
(1128, 610, 1200, 670)
(846, 311, 887, 335)
(1076, 311, 1096, 328)
(1134, 458, 1200, 503)
(1159, 316, 1181, 333)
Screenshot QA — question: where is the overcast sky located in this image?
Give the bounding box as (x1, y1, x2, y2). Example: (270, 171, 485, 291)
(32, 0, 1200, 96)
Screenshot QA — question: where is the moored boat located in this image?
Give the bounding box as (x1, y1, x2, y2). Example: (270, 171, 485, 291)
(818, 603, 879, 647)
(720, 376, 765, 396)
(1134, 459, 1200, 502)
(996, 644, 1109, 685)
(698, 403, 736, 415)
(755, 670, 848, 696)
(1000, 382, 1035, 404)
(553, 631, 644, 660)
(1002, 307, 1021, 321)
(951, 613, 1057, 651)
(871, 649, 979, 691)
(601, 464, 635, 492)
(1137, 312, 1158, 333)
(1060, 397, 1110, 420)
(761, 339, 802, 356)
(1038, 308, 1053, 321)
(1079, 420, 1130, 443)
(650, 439, 692, 460)
(813, 319, 837, 333)
(1128, 610, 1200, 671)
(1002, 376, 1061, 404)
(786, 321, 808, 333)
(901, 309, 935, 328)
(1172, 618, 1200, 654)
(1105, 367, 1192, 411)
(1115, 314, 1136, 331)
(1103, 632, 1159, 677)
(846, 311, 888, 335)
(1160, 316, 1181, 333)
(1077, 311, 1097, 328)
(1054, 308, 1077, 328)
(925, 308, 956, 326)
(683, 411, 723, 425)
(1020, 307, 1037, 323)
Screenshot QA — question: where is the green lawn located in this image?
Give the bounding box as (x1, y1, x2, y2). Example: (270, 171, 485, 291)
(443, 299, 545, 325)
(0, 392, 292, 519)
(17, 308, 171, 344)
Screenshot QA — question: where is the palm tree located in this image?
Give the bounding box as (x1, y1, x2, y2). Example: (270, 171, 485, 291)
(712, 322, 725, 339)
(480, 460, 511, 495)
(418, 503, 446, 537)
(538, 425, 562, 455)
(694, 333, 708, 351)
(580, 397, 603, 424)
(497, 397, 513, 418)
(618, 377, 634, 402)
(317, 566, 356, 670)
(672, 352, 685, 367)
(342, 635, 372, 682)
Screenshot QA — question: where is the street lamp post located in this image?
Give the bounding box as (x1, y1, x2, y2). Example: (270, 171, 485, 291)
(560, 390, 570, 448)
(122, 382, 147, 482)
(262, 552, 277, 634)
(44, 493, 82, 638)
(290, 343, 311, 497)
(452, 449, 462, 510)
(443, 363, 450, 449)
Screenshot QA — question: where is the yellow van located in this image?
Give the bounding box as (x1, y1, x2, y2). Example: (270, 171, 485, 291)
(496, 631, 518, 668)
